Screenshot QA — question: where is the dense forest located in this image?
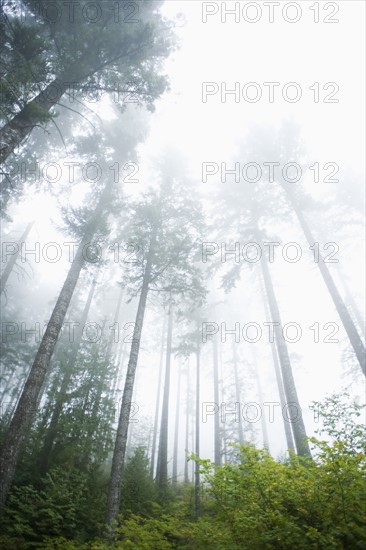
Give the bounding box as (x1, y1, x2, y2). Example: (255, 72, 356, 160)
(0, 1, 365, 549)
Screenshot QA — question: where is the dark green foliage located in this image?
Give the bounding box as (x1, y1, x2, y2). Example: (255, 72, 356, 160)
(120, 447, 157, 517)
(2, 392, 364, 549)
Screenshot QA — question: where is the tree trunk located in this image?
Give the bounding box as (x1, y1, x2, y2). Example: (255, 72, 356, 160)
(335, 265, 365, 340)
(232, 342, 244, 446)
(0, 78, 68, 165)
(172, 359, 182, 484)
(184, 359, 190, 484)
(105, 227, 156, 528)
(83, 285, 125, 463)
(290, 198, 365, 376)
(156, 301, 173, 492)
(258, 271, 296, 453)
(38, 277, 98, 475)
(254, 362, 270, 452)
(269, 341, 296, 453)
(150, 316, 166, 478)
(260, 254, 312, 457)
(0, 221, 34, 293)
(105, 285, 125, 361)
(194, 345, 201, 518)
(212, 338, 222, 466)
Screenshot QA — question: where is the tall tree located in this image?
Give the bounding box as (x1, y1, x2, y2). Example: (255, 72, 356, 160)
(259, 248, 311, 457)
(0, 0, 175, 164)
(210, 337, 221, 466)
(258, 271, 296, 453)
(150, 315, 166, 478)
(156, 299, 173, 493)
(172, 358, 182, 484)
(0, 178, 115, 514)
(106, 163, 207, 527)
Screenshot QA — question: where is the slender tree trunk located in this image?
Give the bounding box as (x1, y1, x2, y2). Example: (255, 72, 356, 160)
(105, 285, 125, 361)
(315, 227, 365, 339)
(83, 286, 125, 463)
(184, 359, 190, 484)
(105, 227, 156, 528)
(150, 316, 166, 477)
(232, 342, 244, 446)
(191, 405, 195, 482)
(0, 221, 34, 293)
(290, 198, 365, 375)
(38, 278, 98, 475)
(172, 358, 182, 484)
(254, 363, 270, 452)
(112, 337, 127, 400)
(194, 344, 201, 518)
(260, 254, 312, 457)
(268, 341, 296, 453)
(258, 271, 296, 453)
(219, 346, 227, 464)
(156, 301, 174, 492)
(336, 266, 365, 340)
(212, 338, 222, 465)
(0, 78, 68, 165)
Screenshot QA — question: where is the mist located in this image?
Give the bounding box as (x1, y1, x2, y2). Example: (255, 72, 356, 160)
(0, 1, 365, 548)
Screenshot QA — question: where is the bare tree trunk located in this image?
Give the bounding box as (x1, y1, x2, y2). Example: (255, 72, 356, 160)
(260, 254, 312, 457)
(336, 266, 365, 340)
(150, 316, 166, 478)
(255, 363, 270, 452)
(38, 277, 98, 475)
(0, 78, 68, 165)
(105, 227, 156, 528)
(194, 345, 201, 518)
(232, 342, 244, 446)
(212, 338, 222, 466)
(290, 198, 365, 376)
(0, 221, 34, 293)
(258, 271, 296, 453)
(172, 358, 182, 484)
(219, 346, 227, 464)
(156, 301, 173, 492)
(184, 359, 190, 484)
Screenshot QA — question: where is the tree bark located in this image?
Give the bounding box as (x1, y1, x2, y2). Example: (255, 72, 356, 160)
(260, 254, 312, 457)
(150, 316, 166, 478)
(0, 78, 68, 165)
(0, 221, 34, 293)
(194, 345, 201, 518)
(212, 338, 222, 466)
(105, 226, 156, 528)
(232, 342, 244, 446)
(184, 359, 190, 484)
(172, 359, 182, 484)
(258, 271, 296, 453)
(38, 277, 98, 475)
(290, 198, 365, 376)
(255, 363, 270, 452)
(156, 301, 173, 492)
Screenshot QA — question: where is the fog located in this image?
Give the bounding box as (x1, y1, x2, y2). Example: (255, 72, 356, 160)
(0, 1, 365, 546)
